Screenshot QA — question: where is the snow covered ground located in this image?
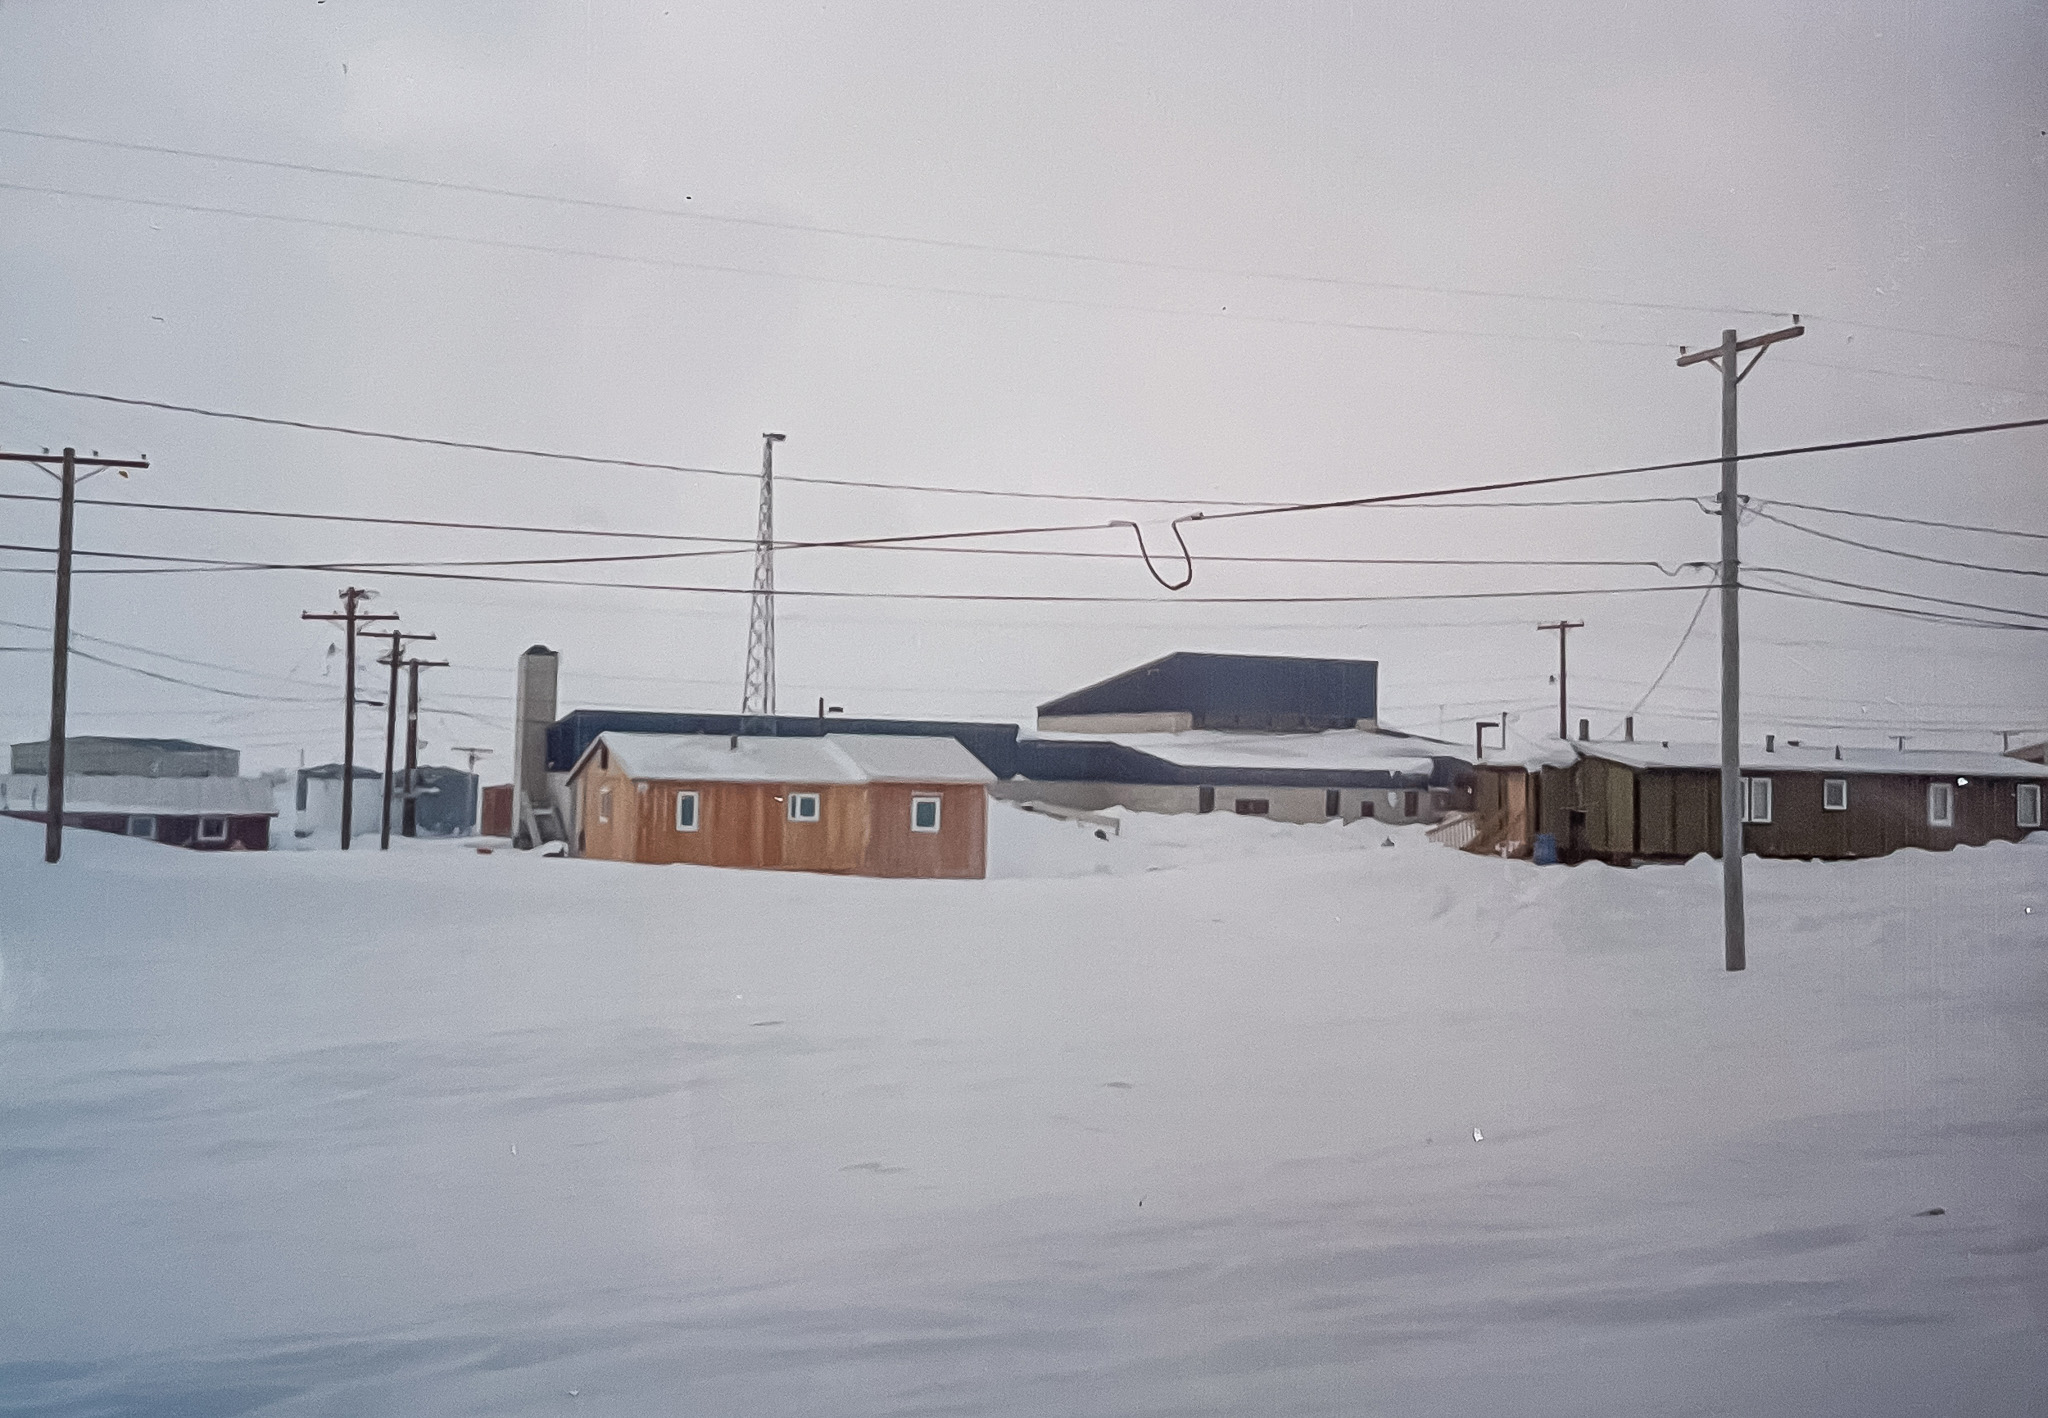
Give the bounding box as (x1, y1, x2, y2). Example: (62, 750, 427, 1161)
(2, 806, 2044, 1415)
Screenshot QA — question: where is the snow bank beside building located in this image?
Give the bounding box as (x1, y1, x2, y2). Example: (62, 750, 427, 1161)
(0, 815, 2043, 1415)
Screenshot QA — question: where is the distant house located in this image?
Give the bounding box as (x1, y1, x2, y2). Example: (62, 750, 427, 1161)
(1006, 652, 1472, 824)
(1471, 738, 2047, 863)
(3, 736, 275, 850)
(10, 735, 240, 778)
(567, 732, 995, 878)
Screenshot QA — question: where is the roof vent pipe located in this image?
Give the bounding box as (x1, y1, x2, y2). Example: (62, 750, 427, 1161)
(1624, 715, 1634, 743)
(1835, 744, 1842, 760)
(1766, 734, 1775, 752)
(1577, 718, 1589, 741)
(729, 734, 738, 750)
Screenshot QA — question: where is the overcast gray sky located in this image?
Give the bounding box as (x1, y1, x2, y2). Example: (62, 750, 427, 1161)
(2, 1, 2043, 773)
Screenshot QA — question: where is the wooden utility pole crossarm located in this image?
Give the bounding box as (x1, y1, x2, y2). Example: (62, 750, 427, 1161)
(1, 447, 151, 864)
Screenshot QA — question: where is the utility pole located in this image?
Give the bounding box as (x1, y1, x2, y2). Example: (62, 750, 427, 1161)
(741, 431, 786, 720)
(1678, 319, 1804, 973)
(1536, 621, 1584, 741)
(400, 655, 449, 837)
(451, 746, 494, 836)
(363, 630, 436, 850)
(2, 446, 152, 863)
(302, 588, 397, 849)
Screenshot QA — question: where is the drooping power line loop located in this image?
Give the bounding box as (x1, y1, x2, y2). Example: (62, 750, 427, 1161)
(1117, 519, 1196, 591)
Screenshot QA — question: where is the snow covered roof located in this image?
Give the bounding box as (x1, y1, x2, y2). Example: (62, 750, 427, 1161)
(0, 774, 279, 816)
(829, 734, 998, 783)
(1022, 727, 1442, 775)
(1472, 725, 1579, 771)
(1582, 741, 2048, 779)
(574, 732, 995, 786)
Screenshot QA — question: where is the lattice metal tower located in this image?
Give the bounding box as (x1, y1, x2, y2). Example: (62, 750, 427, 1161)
(741, 432, 786, 717)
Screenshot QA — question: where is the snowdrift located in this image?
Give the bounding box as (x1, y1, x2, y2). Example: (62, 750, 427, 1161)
(1, 809, 2043, 1415)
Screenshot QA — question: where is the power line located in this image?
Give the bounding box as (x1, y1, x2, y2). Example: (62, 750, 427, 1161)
(1177, 414, 2048, 528)
(0, 486, 1706, 542)
(1628, 586, 1715, 715)
(68, 647, 331, 702)
(0, 615, 355, 695)
(0, 181, 1683, 355)
(0, 378, 1269, 507)
(0, 125, 1794, 323)
(1746, 566, 2048, 622)
(1808, 317, 2048, 357)
(0, 547, 1715, 606)
(1758, 496, 2048, 543)
(7, 380, 2044, 530)
(1572, 697, 2048, 732)
(1773, 354, 2048, 400)
(1742, 580, 2048, 634)
(1750, 507, 2047, 577)
(0, 533, 1698, 578)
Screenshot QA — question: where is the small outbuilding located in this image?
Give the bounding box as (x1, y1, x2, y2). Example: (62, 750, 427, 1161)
(567, 732, 995, 878)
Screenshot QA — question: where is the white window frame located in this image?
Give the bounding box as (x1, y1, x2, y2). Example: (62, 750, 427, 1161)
(2020, 782, 2042, 830)
(197, 815, 228, 843)
(910, 794, 942, 833)
(1741, 776, 1773, 825)
(674, 790, 700, 831)
(1927, 781, 1954, 828)
(1822, 778, 1848, 812)
(597, 785, 612, 823)
(788, 791, 821, 823)
(127, 815, 156, 838)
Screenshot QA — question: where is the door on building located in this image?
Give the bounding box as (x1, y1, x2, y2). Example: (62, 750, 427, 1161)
(1198, 786, 1215, 814)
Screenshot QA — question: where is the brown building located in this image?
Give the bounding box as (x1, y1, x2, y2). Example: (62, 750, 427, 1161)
(1, 771, 276, 850)
(566, 731, 995, 878)
(1471, 740, 2047, 863)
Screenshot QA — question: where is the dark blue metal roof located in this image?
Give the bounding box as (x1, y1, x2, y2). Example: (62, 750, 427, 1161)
(1012, 737, 1459, 789)
(1038, 652, 1378, 730)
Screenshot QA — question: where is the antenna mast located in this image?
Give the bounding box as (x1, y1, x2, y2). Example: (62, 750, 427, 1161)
(741, 432, 785, 719)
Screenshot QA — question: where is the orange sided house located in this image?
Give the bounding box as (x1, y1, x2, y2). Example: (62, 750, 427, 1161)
(566, 731, 995, 878)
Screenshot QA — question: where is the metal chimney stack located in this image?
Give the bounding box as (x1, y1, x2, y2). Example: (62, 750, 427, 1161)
(512, 645, 559, 846)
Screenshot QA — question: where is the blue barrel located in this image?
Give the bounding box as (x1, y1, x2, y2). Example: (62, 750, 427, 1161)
(1533, 832, 1558, 866)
